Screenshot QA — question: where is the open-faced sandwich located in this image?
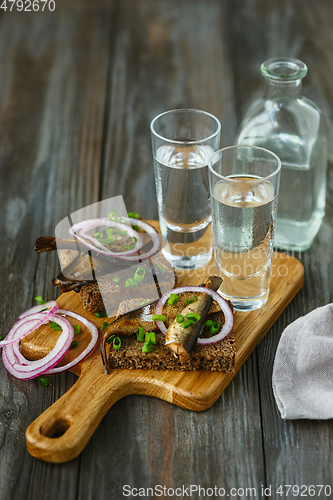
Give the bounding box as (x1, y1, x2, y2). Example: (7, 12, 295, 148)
(101, 276, 235, 373)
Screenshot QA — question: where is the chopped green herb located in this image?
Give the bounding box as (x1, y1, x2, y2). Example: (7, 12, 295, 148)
(186, 296, 198, 304)
(140, 299, 150, 305)
(125, 278, 138, 288)
(152, 314, 166, 322)
(137, 327, 145, 342)
(109, 211, 118, 222)
(128, 212, 139, 219)
(73, 324, 80, 335)
(106, 228, 114, 242)
(180, 320, 196, 329)
(94, 232, 103, 240)
(38, 376, 50, 387)
(50, 321, 62, 331)
(0, 336, 2, 341)
(113, 336, 121, 350)
(102, 322, 110, 331)
(176, 314, 184, 323)
(142, 341, 154, 354)
(113, 276, 121, 284)
(210, 321, 221, 335)
(134, 267, 146, 283)
(35, 296, 45, 306)
(167, 294, 179, 306)
(131, 224, 139, 232)
(205, 320, 214, 327)
(113, 229, 127, 236)
(123, 237, 137, 250)
(106, 335, 114, 344)
(70, 340, 78, 350)
(148, 331, 157, 345)
(185, 313, 201, 322)
(98, 238, 114, 244)
(95, 311, 107, 318)
(157, 263, 166, 273)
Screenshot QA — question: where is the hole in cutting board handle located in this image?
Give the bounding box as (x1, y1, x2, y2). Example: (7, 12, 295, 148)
(40, 417, 73, 439)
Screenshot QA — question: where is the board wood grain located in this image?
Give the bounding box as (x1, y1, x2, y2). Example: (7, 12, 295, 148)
(21, 243, 303, 463)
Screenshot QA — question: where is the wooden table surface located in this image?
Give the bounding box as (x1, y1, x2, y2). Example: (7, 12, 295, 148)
(0, 1, 332, 499)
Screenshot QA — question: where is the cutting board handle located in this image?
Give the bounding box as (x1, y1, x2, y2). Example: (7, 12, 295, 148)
(26, 366, 132, 463)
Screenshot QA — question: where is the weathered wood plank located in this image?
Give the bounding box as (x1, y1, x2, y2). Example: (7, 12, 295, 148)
(0, 2, 114, 499)
(229, 0, 333, 493)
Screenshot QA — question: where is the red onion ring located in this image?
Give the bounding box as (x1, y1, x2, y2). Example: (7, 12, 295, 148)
(45, 310, 98, 374)
(69, 217, 160, 262)
(69, 218, 143, 256)
(2, 314, 74, 380)
(154, 286, 234, 345)
(114, 218, 160, 261)
(0, 301, 59, 346)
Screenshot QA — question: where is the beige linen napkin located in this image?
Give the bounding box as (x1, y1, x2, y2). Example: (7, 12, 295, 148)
(272, 304, 333, 419)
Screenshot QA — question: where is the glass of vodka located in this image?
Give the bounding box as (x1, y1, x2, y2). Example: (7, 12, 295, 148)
(209, 146, 281, 311)
(151, 109, 221, 269)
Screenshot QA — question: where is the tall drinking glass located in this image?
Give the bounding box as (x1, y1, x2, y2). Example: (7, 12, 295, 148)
(151, 109, 221, 269)
(209, 146, 281, 311)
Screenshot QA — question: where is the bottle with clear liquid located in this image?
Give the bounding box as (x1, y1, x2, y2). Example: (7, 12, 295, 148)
(235, 57, 328, 251)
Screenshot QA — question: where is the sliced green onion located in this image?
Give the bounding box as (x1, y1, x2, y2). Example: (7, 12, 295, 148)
(113, 229, 127, 236)
(157, 263, 166, 273)
(70, 340, 78, 350)
(134, 267, 146, 283)
(113, 336, 121, 350)
(148, 332, 157, 345)
(102, 322, 110, 331)
(131, 225, 139, 232)
(137, 327, 145, 342)
(38, 376, 50, 387)
(0, 336, 2, 341)
(140, 299, 150, 305)
(113, 276, 120, 284)
(35, 296, 45, 306)
(106, 335, 114, 344)
(125, 278, 138, 288)
(128, 212, 139, 219)
(186, 296, 198, 304)
(95, 311, 107, 318)
(94, 232, 103, 240)
(210, 321, 221, 335)
(176, 314, 184, 323)
(180, 320, 196, 329)
(106, 227, 114, 239)
(73, 324, 80, 335)
(50, 321, 62, 331)
(123, 237, 137, 250)
(185, 313, 201, 322)
(98, 238, 114, 244)
(109, 211, 118, 222)
(152, 314, 166, 321)
(205, 320, 214, 327)
(142, 341, 154, 354)
(167, 294, 179, 306)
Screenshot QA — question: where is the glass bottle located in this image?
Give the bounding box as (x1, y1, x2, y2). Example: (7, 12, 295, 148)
(235, 57, 328, 251)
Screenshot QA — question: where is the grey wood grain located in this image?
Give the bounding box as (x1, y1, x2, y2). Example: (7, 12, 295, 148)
(0, 2, 113, 499)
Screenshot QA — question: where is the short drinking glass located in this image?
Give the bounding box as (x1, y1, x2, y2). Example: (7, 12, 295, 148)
(151, 109, 221, 269)
(209, 146, 281, 311)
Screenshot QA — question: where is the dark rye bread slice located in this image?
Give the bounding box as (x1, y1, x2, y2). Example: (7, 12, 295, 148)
(79, 253, 176, 313)
(107, 310, 236, 373)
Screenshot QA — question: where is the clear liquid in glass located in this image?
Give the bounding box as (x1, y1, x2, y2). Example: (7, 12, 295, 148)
(154, 144, 214, 269)
(211, 176, 277, 310)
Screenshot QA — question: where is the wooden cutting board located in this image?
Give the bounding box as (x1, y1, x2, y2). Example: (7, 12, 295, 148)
(22, 226, 304, 463)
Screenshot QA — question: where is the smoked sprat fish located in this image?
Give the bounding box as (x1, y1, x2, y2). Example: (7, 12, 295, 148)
(165, 276, 222, 362)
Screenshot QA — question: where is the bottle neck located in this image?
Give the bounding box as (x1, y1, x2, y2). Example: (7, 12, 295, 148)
(264, 78, 302, 99)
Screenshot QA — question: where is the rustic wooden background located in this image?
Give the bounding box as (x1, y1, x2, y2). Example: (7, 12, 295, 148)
(0, 0, 332, 498)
